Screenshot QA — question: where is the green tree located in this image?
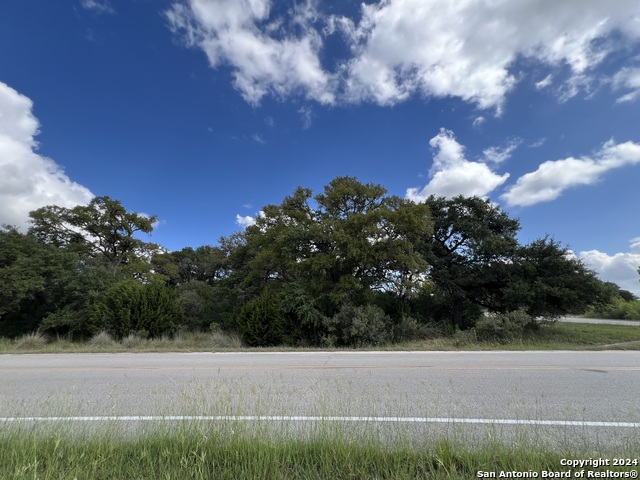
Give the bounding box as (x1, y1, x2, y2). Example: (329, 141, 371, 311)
(418, 195, 520, 328)
(228, 177, 432, 344)
(1, 225, 132, 338)
(152, 245, 228, 286)
(507, 237, 607, 319)
(29, 196, 157, 274)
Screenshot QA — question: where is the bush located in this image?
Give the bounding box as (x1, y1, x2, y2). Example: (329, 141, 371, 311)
(15, 332, 48, 350)
(325, 304, 393, 347)
(177, 281, 219, 331)
(474, 310, 535, 342)
(584, 298, 640, 320)
(236, 291, 290, 346)
(97, 280, 184, 339)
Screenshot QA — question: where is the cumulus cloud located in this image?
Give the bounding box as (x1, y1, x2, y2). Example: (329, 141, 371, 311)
(165, 0, 335, 106)
(612, 67, 640, 103)
(0, 82, 94, 229)
(235, 210, 265, 228)
(341, 0, 640, 110)
(235, 214, 256, 228)
(166, 1, 640, 111)
(579, 239, 640, 296)
(406, 129, 509, 201)
(501, 139, 640, 206)
(80, 0, 115, 15)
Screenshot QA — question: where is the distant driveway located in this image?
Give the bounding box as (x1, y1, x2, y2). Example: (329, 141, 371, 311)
(561, 316, 640, 326)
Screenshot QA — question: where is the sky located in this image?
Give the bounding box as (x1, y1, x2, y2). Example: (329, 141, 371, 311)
(1, 0, 640, 295)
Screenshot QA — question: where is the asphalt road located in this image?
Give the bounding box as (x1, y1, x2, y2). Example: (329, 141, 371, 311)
(1, 351, 639, 449)
(561, 316, 640, 326)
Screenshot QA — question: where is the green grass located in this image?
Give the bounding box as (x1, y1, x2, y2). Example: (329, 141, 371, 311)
(2, 420, 638, 480)
(2, 321, 640, 354)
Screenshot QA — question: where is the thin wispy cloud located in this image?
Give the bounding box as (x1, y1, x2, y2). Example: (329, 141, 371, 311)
(81, 0, 115, 15)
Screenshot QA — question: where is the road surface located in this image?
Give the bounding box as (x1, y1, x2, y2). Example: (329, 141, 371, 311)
(561, 316, 640, 326)
(1, 351, 639, 449)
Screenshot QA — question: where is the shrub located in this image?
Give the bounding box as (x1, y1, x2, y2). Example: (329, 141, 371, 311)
(177, 281, 219, 331)
(584, 298, 640, 320)
(97, 280, 184, 339)
(236, 291, 290, 346)
(474, 310, 535, 342)
(325, 304, 393, 347)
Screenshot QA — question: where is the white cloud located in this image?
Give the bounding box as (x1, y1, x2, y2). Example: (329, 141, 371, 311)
(235, 214, 256, 228)
(472, 116, 486, 128)
(81, 0, 115, 15)
(579, 241, 640, 296)
(336, 0, 640, 110)
(298, 106, 312, 129)
(535, 74, 553, 90)
(0, 82, 94, 229)
(167, 1, 640, 110)
(235, 210, 265, 228)
(501, 139, 640, 206)
(612, 67, 640, 103)
(406, 128, 509, 201)
(165, 0, 335, 106)
(251, 133, 265, 144)
(483, 138, 521, 164)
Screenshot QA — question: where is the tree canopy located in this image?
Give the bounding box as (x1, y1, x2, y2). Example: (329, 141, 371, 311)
(0, 177, 620, 345)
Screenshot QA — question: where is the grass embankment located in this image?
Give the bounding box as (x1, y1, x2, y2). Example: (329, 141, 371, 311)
(1, 321, 640, 354)
(2, 422, 638, 480)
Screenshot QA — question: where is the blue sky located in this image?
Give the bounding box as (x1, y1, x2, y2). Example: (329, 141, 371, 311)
(1, 0, 640, 294)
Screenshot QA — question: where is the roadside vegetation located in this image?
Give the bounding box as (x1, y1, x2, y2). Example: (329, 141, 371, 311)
(2, 177, 639, 348)
(2, 419, 638, 479)
(2, 320, 640, 354)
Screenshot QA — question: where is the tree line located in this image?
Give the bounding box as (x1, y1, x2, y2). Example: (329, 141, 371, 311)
(1, 177, 635, 345)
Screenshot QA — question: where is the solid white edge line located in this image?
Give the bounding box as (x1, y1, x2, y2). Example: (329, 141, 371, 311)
(0, 416, 638, 428)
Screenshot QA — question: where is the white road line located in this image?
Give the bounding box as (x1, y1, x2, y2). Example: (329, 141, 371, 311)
(0, 415, 638, 428)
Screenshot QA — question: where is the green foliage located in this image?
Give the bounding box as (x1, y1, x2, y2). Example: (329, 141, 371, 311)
(97, 280, 184, 339)
(176, 281, 219, 330)
(236, 291, 290, 346)
(1, 178, 626, 347)
(38, 259, 121, 339)
(419, 195, 520, 328)
(324, 304, 393, 347)
(506, 237, 603, 319)
(0, 227, 100, 337)
(474, 310, 536, 342)
(28, 196, 157, 273)
(584, 297, 640, 320)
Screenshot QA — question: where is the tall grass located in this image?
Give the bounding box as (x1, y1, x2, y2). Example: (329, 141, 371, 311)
(2, 322, 640, 353)
(2, 417, 637, 480)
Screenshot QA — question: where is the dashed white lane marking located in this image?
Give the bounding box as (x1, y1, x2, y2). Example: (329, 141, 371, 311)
(1, 415, 638, 428)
